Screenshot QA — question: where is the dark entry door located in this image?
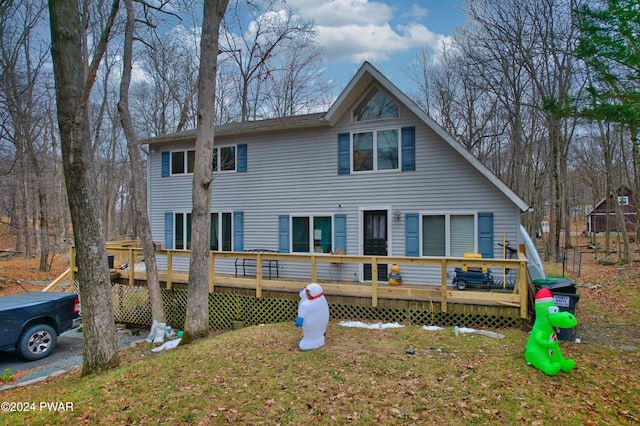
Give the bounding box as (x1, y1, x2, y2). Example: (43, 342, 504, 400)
(363, 210, 388, 281)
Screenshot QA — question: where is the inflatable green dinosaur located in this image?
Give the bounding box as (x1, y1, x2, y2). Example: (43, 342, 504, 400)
(525, 288, 577, 376)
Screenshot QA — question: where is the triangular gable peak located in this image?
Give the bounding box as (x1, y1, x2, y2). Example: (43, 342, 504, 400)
(591, 186, 635, 212)
(326, 62, 530, 213)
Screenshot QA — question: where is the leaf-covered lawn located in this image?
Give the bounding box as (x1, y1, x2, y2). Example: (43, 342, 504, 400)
(2, 322, 639, 425)
(1, 233, 639, 424)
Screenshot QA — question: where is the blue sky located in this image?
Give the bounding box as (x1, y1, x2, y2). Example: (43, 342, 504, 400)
(285, 0, 468, 94)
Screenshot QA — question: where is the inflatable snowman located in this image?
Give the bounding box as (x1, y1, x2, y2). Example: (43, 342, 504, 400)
(294, 283, 330, 350)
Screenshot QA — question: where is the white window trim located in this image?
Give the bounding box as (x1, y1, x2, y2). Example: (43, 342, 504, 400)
(173, 211, 191, 250)
(350, 127, 402, 173)
(289, 213, 335, 254)
(169, 149, 195, 176)
(420, 212, 478, 257)
(211, 211, 233, 251)
(214, 145, 237, 173)
(617, 196, 629, 206)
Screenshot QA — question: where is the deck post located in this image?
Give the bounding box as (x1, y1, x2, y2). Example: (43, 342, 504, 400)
(256, 253, 263, 298)
(128, 248, 135, 286)
(209, 252, 215, 293)
(310, 255, 317, 282)
(166, 251, 173, 290)
(441, 259, 447, 312)
(518, 257, 528, 318)
(371, 258, 378, 307)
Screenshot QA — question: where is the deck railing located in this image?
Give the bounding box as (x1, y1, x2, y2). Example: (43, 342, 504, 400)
(60, 243, 531, 319)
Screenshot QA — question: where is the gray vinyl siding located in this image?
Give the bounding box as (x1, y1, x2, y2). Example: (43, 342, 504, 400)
(148, 95, 523, 283)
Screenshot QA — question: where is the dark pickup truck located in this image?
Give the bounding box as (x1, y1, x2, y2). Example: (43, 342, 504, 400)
(0, 292, 81, 361)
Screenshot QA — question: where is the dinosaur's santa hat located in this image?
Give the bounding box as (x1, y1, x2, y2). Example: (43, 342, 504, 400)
(535, 288, 554, 304)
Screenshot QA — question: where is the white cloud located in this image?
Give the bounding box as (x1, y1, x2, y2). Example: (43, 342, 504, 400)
(284, 0, 449, 64)
(401, 4, 429, 20)
(286, 0, 393, 26)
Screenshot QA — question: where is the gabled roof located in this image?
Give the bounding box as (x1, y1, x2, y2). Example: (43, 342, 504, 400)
(142, 61, 530, 212)
(587, 185, 634, 215)
(327, 62, 530, 213)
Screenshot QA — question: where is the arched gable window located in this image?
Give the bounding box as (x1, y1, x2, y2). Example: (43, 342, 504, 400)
(353, 87, 398, 122)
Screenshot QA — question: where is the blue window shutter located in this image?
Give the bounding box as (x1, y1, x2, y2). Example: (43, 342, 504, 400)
(405, 213, 419, 256)
(334, 214, 347, 254)
(162, 151, 170, 177)
(233, 211, 244, 251)
(337, 133, 350, 175)
(402, 127, 415, 171)
(478, 212, 494, 258)
(164, 212, 174, 249)
(237, 144, 247, 172)
(278, 215, 290, 253)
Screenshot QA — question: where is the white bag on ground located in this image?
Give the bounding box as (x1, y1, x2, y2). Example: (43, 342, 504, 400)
(153, 322, 166, 343)
(146, 320, 158, 343)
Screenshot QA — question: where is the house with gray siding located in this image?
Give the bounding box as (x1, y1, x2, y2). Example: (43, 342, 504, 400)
(143, 62, 531, 285)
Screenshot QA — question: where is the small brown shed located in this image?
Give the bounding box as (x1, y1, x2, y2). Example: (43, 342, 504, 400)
(587, 186, 638, 235)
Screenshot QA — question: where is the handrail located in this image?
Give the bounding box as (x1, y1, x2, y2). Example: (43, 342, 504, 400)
(42, 267, 72, 292)
(67, 243, 530, 318)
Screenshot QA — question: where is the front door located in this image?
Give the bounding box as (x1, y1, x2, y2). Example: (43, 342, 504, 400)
(363, 210, 388, 281)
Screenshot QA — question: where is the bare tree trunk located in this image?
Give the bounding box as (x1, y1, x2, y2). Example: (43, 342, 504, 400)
(49, 0, 120, 375)
(11, 185, 25, 254)
(19, 156, 31, 258)
(614, 126, 631, 263)
(184, 0, 229, 340)
(118, 0, 166, 325)
(631, 125, 640, 243)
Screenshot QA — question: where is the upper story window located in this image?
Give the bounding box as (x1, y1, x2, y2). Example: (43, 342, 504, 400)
(171, 150, 195, 175)
(617, 196, 629, 206)
(353, 88, 398, 122)
(353, 128, 399, 172)
(213, 146, 236, 172)
(162, 144, 246, 177)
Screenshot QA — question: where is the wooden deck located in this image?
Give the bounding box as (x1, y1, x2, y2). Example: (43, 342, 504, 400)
(56, 242, 532, 320)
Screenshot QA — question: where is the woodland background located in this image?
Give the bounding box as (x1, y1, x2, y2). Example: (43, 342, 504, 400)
(1, 0, 639, 272)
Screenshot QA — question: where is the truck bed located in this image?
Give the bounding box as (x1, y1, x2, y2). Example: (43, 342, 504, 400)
(0, 292, 77, 311)
(0, 291, 81, 358)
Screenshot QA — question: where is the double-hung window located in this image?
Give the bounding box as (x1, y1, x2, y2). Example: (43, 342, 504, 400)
(352, 129, 399, 172)
(173, 212, 232, 251)
(210, 212, 232, 251)
(213, 146, 236, 172)
(174, 212, 192, 250)
(350, 87, 401, 173)
(171, 150, 195, 175)
(422, 213, 476, 257)
(292, 216, 333, 253)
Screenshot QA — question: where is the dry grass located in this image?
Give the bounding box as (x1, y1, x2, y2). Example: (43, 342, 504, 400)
(1, 232, 639, 425)
(2, 321, 639, 425)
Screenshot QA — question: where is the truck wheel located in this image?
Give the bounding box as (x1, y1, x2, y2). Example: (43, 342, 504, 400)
(455, 279, 467, 290)
(17, 324, 57, 361)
